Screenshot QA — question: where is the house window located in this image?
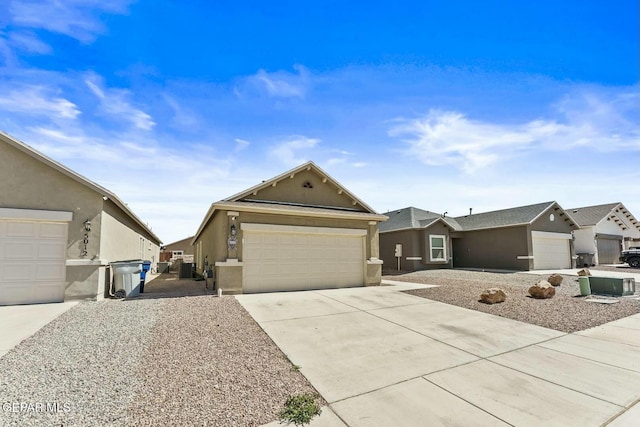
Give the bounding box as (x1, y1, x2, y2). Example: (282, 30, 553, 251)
(430, 235, 447, 262)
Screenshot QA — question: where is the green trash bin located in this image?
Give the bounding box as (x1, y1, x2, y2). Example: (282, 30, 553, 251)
(578, 277, 591, 296)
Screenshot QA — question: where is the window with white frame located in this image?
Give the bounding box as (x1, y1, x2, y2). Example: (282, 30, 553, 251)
(429, 235, 447, 262)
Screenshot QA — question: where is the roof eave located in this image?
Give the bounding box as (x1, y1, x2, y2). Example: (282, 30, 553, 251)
(1, 131, 162, 244)
(224, 161, 380, 215)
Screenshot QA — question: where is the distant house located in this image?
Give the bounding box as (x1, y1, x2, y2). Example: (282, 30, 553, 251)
(0, 131, 162, 305)
(379, 207, 458, 271)
(381, 202, 578, 272)
(160, 236, 194, 262)
(192, 161, 387, 294)
(567, 203, 640, 265)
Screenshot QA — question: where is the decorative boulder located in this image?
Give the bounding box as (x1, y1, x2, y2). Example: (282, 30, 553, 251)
(528, 280, 556, 299)
(577, 268, 591, 277)
(480, 288, 506, 304)
(547, 274, 563, 287)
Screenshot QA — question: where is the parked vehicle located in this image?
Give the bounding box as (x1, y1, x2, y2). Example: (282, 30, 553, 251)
(620, 247, 640, 268)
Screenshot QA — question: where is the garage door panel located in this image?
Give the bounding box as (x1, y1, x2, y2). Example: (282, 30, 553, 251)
(532, 234, 571, 270)
(3, 262, 34, 280)
(243, 226, 365, 293)
(39, 223, 67, 238)
(6, 222, 36, 237)
(0, 286, 34, 305)
(38, 241, 67, 258)
(1, 218, 68, 305)
(596, 238, 621, 265)
(36, 263, 66, 281)
(4, 241, 36, 259)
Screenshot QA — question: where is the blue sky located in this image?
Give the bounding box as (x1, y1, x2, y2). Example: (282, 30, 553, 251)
(0, 0, 638, 244)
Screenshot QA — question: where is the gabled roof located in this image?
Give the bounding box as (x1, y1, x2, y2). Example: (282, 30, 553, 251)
(566, 203, 622, 226)
(224, 161, 376, 213)
(567, 202, 640, 232)
(454, 201, 566, 231)
(192, 161, 387, 243)
(0, 131, 162, 244)
(380, 207, 461, 233)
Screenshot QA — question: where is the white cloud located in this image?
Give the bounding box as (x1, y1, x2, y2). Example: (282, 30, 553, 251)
(389, 109, 534, 173)
(85, 75, 155, 131)
(390, 88, 639, 174)
(234, 138, 250, 151)
(7, 30, 52, 54)
(8, 0, 133, 43)
(0, 85, 80, 119)
(270, 136, 319, 167)
(242, 64, 309, 98)
(163, 95, 198, 129)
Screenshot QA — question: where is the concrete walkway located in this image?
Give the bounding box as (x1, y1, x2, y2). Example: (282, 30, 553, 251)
(240, 283, 640, 427)
(0, 301, 78, 359)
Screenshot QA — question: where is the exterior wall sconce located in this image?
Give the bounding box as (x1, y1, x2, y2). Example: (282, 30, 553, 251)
(84, 219, 92, 232)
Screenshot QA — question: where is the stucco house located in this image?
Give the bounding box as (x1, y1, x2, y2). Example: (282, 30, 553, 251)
(160, 236, 195, 262)
(567, 203, 640, 265)
(379, 207, 458, 271)
(381, 201, 578, 272)
(0, 131, 162, 305)
(192, 161, 387, 293)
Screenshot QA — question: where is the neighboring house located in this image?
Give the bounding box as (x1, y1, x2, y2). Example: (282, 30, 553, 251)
(381, 202, 578, 272)
(0, 131, 162, 306)
(380, 207, 458, 271)
(192, 161, 387, 294)
(160, 236, 194, 262)
(567, 203, 640, 265)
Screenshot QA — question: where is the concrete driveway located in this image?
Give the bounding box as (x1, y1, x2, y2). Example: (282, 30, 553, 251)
(0, 301, 78, 358)
(238, 283, 640, 427)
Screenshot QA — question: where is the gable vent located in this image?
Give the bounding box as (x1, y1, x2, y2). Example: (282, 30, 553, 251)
(302, 181, 313, 189)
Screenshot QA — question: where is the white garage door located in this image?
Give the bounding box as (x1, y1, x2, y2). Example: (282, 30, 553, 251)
(532, 231, 572, 270)
(242, 223, 366, 293)
(0, 209, 71, 305)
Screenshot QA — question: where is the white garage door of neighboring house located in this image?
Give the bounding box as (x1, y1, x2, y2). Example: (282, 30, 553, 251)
(0, 209, 71, 306)
(532, 231, 572, 270)
(242, 223, 366, 293)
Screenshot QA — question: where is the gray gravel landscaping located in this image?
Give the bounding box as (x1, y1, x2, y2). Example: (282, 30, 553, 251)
(3, 269, 638, 425)
(387, 269, 640, 333)
(0, 299, 164, 426)
(0, 275, 321, 427)
(128, 295, 322, 426)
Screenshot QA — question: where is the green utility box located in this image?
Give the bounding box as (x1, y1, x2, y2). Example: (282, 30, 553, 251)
(588, 277, 636, 296)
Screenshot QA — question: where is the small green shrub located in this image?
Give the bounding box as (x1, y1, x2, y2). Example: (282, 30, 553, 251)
(291, 364, 301, 371)
(278, 393, 322, 426)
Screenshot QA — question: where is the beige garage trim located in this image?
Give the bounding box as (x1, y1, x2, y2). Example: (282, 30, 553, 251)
(0, 208, 72, 305)
(531, 231, 572, 270)
(241, 223, 366, 293)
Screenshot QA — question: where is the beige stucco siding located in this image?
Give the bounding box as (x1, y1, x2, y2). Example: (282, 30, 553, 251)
(100, 200, 160, 264)
(0, 141, 103, 260)
(242, 169, 365, 211)
(193, 210, 227, 272)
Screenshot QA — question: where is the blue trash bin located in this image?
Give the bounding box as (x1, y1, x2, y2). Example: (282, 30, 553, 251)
(140, 261, 152, 293)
